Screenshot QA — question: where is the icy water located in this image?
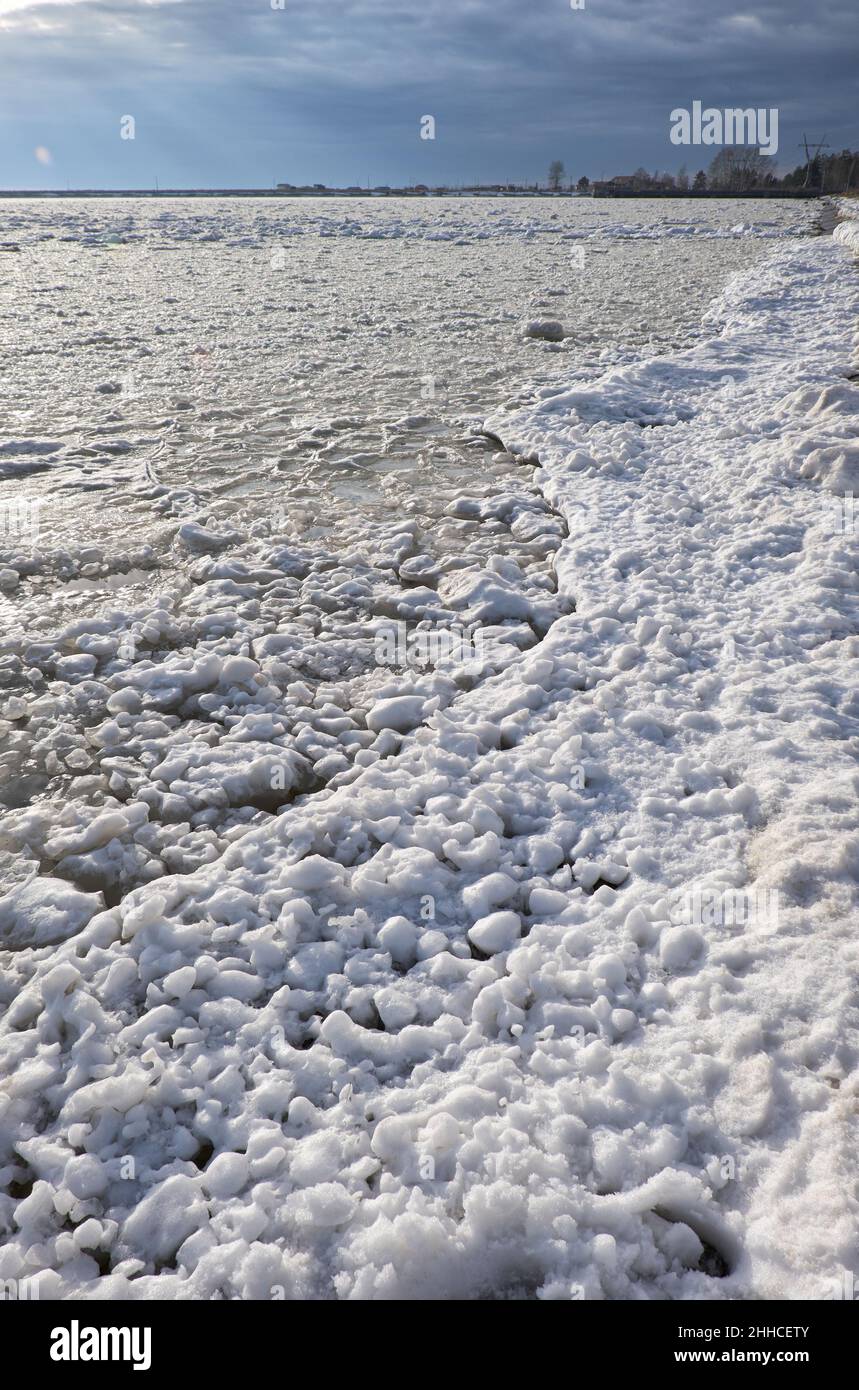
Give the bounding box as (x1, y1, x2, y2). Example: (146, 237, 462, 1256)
(0, 196, 811, 634)
(0, 195, 814, 831)
(0, 199, 854, 1302)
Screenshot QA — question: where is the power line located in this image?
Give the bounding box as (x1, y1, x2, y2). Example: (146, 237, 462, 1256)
(799, 134, 831, 187)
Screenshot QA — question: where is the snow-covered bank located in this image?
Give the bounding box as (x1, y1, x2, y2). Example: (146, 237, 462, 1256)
(834, 198, 859, 255)
(1, 231, 858, 1302)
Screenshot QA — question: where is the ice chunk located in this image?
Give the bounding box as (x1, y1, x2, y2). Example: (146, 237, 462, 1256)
(120, 1175, 208, 1263)
(366, 695, 426, 733)
(0, 878, 101, 948)
(523, 320, 565, 342)
(467, 911, 521, 954)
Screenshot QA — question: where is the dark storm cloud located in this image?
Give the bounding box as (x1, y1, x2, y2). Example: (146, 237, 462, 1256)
(0, 0, 855, 186)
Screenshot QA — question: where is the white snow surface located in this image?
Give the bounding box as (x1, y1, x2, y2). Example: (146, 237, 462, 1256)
(1, 222, 859, 1301)
(834, 203, 859, 256)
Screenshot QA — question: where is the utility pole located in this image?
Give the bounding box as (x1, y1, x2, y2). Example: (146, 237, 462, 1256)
(799, 134, 831, 189)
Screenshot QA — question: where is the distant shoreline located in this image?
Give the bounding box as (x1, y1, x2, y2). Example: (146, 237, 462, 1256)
(0, 188, 826, 200)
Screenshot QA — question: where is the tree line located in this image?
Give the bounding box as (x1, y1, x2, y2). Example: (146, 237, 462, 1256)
(548, 150, 859, 193)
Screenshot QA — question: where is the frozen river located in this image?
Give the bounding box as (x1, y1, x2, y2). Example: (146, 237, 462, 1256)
(2, 195, 857, 1303)
(0, 196, 812, 636)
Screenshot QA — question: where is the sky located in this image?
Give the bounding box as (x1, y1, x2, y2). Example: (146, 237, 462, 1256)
(0, 0, 856, 189)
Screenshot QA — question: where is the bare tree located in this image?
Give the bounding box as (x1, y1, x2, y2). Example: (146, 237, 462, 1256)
(548, 159, 565, 192)
(708, 147, 775, 191)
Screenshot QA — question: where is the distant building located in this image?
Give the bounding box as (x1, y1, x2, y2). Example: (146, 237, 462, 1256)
(592, 171, 683, 197)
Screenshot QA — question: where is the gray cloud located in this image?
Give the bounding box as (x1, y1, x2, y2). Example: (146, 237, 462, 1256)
(0, 0, 855, 186)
